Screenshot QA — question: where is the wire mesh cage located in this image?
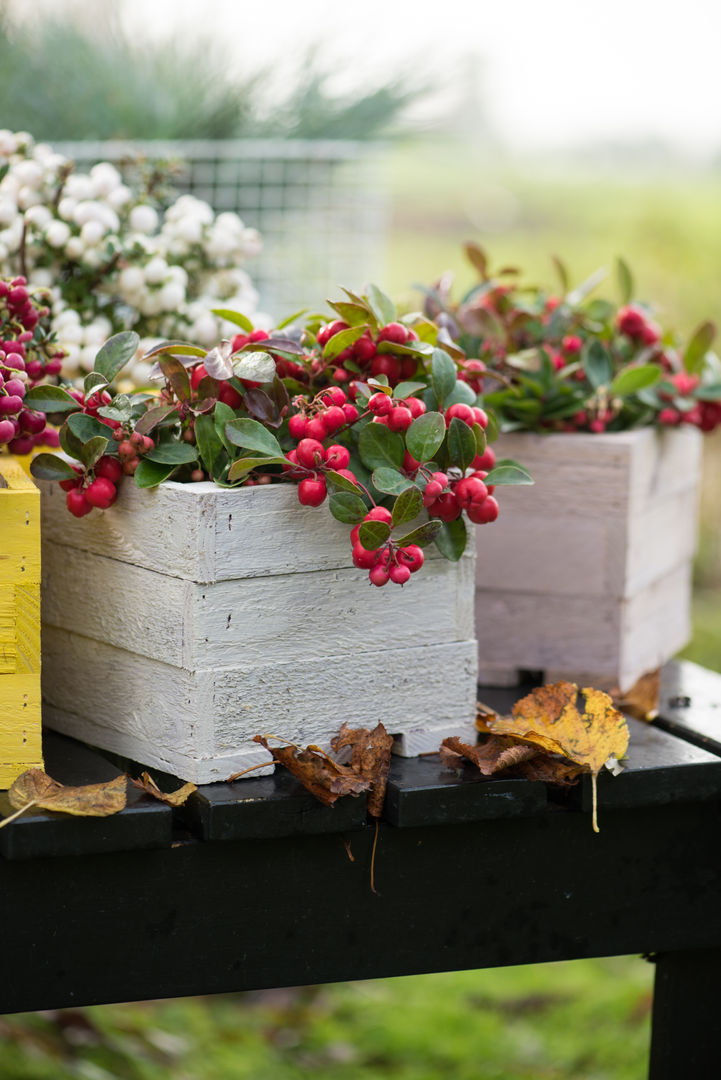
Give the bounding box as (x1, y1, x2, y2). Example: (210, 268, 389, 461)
(54, 139, 389, 317)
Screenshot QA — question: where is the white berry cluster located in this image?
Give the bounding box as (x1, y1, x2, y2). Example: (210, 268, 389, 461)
(0, 130, 267, 386)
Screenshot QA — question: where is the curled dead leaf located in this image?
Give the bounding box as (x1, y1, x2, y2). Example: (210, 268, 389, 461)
(611, 668, 660, 723)
(330, 722, 394, 818)
(130, 772, 197, 807)
(253, 736, 370, 806)
(487, 681, 629, 832)
(440, 735, 538, 776)
(1, 769, 127, 827)
(475, 702, 499, 734)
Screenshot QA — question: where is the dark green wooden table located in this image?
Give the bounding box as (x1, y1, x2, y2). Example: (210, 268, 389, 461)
(1, 659, 720, 1080)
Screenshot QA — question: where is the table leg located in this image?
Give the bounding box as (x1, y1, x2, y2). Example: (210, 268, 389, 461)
(648, 948, 721, 1079)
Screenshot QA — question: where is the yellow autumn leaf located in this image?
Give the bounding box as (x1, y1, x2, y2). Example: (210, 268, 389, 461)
(0, 768, 127, 828)
(130, 771, 197, 807)
(486, 681, 629, 832)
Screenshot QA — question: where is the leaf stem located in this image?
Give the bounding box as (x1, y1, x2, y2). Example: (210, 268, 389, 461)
(0, 800, 37, 829)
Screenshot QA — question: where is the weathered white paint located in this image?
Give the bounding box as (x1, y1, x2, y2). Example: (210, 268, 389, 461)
(475, 428, 700, 691)
(41, 540, 475, 669)
(41, 628, 478, 784)
(39, 480, 479, 782)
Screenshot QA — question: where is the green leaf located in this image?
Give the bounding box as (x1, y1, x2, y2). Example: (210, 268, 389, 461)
(583, 340, 612, 389)
(226, 456, 287, 483)
(326, 301, 372, 326)
(484, 410, 500, 443)
(406, 412, 446, 463)
(142, 340, 207, 360)
(322, 324, 368, 361)
(358, 519, 390, 550)
(365, 283, 397, 325)
(371, 467, 415, 495)
(134, 459, 178, 488)
(473, 423, 487, 455)
(329, 491, 367, 524)
(195, 413, 225, 477)
(395, 519, 443, 548)
(616, 257, 634, 305)
(393, 381, 427, 400)
(214, 401, 237, 453)
(67, 412, 114, 442)
(211, 308, 253, 333)
(442, 380, 477, 407)
(447, 417, 477, 471)
(484, 458, 534, 485)
(94, 331, 140, 383)
(610, 363, 661, 398)
(684, 321, 717, 375)
(225, 418, 283, 457)
(80, 436, 109, 469)
(24, 384, 80, 414)
(145, 442, 199, 465)
(357, 423, 404, 471)
(434, 517, 467, 561)
(431, 348, 457, 408)
(325, 469, 363, 495)
(59, 423, 84, 461)
(695, 383, 721, 401)
(29, 454, 79, 482)
(83, 372, 108, 397)
(551, 254, 569, 294)
(391, 485, 423, 528)
(134, 405, 179, 436)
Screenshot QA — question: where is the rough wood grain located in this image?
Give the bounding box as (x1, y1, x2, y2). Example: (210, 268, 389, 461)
(0, 457, 43, 787)
(475, 428, 700, 692)
(41, 540, 474, 669)
(41, 628, 479, 784)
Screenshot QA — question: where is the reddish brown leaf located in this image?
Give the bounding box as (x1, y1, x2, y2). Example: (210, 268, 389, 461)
(330, 722, 394, 817)
(611, 669, 660, 722)
(130, 771, 197, 807)
(253, 736, 369, 806)
(440, 735, 538, 776)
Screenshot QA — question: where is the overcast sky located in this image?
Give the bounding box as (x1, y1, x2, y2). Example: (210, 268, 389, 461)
(33, 0, 721, 157)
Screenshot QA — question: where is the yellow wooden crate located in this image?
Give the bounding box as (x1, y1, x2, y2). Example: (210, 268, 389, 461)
(0, 455, 43, 787)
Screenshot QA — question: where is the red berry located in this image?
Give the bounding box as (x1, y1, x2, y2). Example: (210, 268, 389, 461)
(616, 305, 647, 339)
(353, 335, 376, 363)
(445, 402, 475, 427)
(66, 488, 93, 517)
(454, 476, 489, 511)
(324, 444, 350, 470)
(317, 320, 349, 347)
(368, 392, 392, 416)
(389, 563, 411, 585)
(84, 477, 118, 509)
(305, 416, 328, 441)
(297, 476, 327, 506)
(320, 386, 347, 407)
(405, 397, 426, 418)
(352, 543, 379, 569)
(431, 492, 461, 522)
(403, 450, 420, 472)
(288, 414, 308, 440)
(368, 564, 390, 587)
(397, 545, 424, 573)
(190, 363, 208, 389)
(342, 403, 359, 424)
(322, 405, 346, 433)
(218, 382, 243, 408)
(95, 456, 123, 483)
(377, 322, 409, 345)
(472, 407, 489, 429)
(471, 446, 496, 471)
(387, 405, 413, 432)
(370, 354, 401, 383)
(467, 495, 499, 524)
(365, 506, 393, 525)
(296, 438, 326, 469)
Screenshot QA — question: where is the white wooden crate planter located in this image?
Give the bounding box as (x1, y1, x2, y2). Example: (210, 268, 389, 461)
(39, 481, 478, 784)
(475, 427, 701, 693)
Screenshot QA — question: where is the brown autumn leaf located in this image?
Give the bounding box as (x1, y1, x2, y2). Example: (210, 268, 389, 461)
(440, 735, 538, 776)
(610, 668, 660, 723)
(6, 769, 127, 820)
(130, 771, 197, 807)
(253, 736, 370, 806)
(475, 702, 499, 734)
(330, 722, 394, 818)
(487, 681, 629, 832)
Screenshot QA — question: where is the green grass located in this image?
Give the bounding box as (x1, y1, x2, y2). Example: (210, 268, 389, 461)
(0, 958, 653, 1079)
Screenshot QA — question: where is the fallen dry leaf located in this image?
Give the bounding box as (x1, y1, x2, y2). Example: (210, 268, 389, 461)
(330, 722, 394, 818)
(487, 681, 629, 832)
(253, 736, 370, 806)
(475, 702, 499, 734)
(440, 735, 538, 776)
(611, 669, 660, 722)
(130, 771, 197, 807)
(4, 769, 127, 824)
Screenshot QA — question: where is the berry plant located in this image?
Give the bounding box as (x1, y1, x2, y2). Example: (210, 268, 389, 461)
(28, 284, 532, 586)
(424, 243, 721, 434)
(0, 276, 66, 454)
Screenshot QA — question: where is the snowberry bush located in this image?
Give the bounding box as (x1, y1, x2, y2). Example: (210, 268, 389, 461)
(0, 130, 265, 386)
(29, 284, 532, 587)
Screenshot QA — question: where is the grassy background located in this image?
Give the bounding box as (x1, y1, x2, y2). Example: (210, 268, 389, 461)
(3, 139, 719, 1077)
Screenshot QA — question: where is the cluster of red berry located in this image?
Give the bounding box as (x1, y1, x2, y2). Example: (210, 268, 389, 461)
(317, 319, 419, 386)
(350, 506, 424, 586)
(0, 277, 65, 452)
(60, 455, 122, 517)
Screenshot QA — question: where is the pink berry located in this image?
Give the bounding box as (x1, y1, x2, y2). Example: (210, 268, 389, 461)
(368, 564, 390, 587)
(445, 402, 475, 427)
(0, 395, 23, 415)
(397, 545, 424, 573)
(0, 418, 16, 443)
(389, 563, 411, 585)
(342, 403, 359, 424)
(365, 506, 393, 525)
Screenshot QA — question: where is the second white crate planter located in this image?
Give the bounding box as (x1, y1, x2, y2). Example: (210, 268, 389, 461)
(475, 427, 701, 692)
(40, 481, 478, 784)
